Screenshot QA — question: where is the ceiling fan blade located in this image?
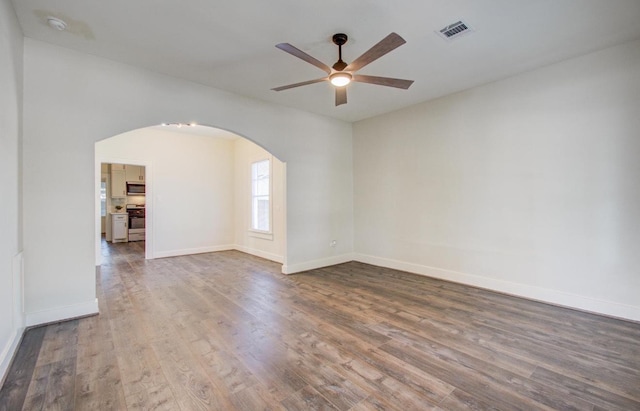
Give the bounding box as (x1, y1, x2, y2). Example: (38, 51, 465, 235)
(335, 87, 347, 106)
(345, 32, 406, 72)
(275, 43, 332, 74)
(271, 77, 327, 91)
(353, 74, 414, 89)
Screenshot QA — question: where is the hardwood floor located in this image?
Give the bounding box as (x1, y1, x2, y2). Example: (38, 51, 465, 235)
(1, 239, 639, 410)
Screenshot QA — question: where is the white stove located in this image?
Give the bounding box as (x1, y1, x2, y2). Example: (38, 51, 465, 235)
(126, 204, 145, 241)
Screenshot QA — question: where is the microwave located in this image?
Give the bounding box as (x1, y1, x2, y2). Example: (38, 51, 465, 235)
(126, 182, 145, 195)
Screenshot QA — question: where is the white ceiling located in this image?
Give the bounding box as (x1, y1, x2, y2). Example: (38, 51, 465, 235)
(11, 0, 640, 122)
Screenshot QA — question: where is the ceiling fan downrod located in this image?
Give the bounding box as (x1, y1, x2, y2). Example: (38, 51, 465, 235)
(332, 33, 348, 71)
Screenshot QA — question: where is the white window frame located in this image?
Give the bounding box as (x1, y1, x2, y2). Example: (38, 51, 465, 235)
(249, 158, 273, 240)
(100, 180, 107, 217)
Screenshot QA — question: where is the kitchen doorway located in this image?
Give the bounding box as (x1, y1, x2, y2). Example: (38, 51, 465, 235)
(101, 162, 147, 243)
(95, 159, 153, 265)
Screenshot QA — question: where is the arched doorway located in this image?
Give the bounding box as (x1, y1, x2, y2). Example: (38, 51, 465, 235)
(95, 124, 286, 267)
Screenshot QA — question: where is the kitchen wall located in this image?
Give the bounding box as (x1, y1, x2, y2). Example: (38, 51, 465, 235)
(0, 0, 24, 381)
(100, 164, 108, 234)
(22, 38, 353, 325)
(353, 38, 640, 321)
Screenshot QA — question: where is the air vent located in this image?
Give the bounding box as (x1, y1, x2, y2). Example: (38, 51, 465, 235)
(436, 20, 474, 41)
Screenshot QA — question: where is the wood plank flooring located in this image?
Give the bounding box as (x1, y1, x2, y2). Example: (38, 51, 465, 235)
(1, 239, 639, 410)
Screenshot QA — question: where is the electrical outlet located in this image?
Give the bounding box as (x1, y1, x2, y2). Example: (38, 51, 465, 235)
(330, 240, 337, 247)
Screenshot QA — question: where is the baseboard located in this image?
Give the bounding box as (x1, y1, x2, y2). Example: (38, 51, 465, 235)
(0, 327, 24, 387)
(233, 245, 283, 264)
(282, 253, 354, 275)
(353, 253, 640, 323)
(13, 252, 24, 328)
(153, 245, 235, 259)
(26, 298, 99, 327)
(2, 252, 26, 385)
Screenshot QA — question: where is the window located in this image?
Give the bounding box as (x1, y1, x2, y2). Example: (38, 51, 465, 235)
(100, 181, 107, 217)
(251, 159, 270, 232)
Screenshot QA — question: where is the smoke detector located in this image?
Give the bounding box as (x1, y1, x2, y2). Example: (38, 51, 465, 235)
(436, 20, 474, 41)
(47, 17, 67, 31)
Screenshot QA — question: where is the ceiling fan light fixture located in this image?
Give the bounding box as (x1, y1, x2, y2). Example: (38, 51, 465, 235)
(330, 72, 352, 87)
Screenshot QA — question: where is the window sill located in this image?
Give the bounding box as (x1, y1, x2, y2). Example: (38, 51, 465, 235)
(249, 230, 273, 241)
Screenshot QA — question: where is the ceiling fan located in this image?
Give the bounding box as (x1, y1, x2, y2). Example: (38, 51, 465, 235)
(272, 33, 414, 106)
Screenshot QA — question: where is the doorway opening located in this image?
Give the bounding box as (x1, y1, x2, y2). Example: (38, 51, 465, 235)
(101, 161, 147, 247)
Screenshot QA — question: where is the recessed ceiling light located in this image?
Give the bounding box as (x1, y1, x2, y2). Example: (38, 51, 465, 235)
(47, 17, 67, 31)
(161, 122, 196, 128)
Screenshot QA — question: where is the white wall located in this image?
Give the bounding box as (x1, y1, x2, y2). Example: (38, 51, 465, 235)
(0, 0, 24, 382)
(97, 128, 236, 258)
(22, 39, 354, 325)
(234, 138, 286, 263)
(353, 38, 640, 321)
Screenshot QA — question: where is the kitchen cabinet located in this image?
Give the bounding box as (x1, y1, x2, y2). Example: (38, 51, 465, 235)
(111, 169, 126, 197)
(125, 165, 145, 182)
(111, 213, 128, 243)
